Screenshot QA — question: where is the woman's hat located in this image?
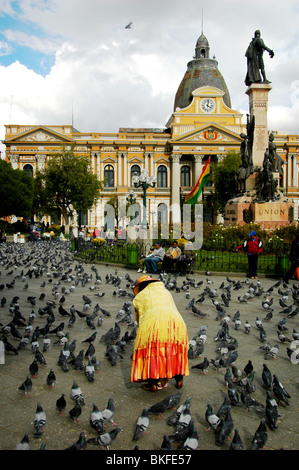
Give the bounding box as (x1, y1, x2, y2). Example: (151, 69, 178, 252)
(133, 275, 159, 295)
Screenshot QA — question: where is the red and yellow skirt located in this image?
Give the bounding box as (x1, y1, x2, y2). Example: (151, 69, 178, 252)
(130, 338, 189, 383)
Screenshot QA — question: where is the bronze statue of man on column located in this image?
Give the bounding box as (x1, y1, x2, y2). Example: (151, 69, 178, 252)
(245, 30, 274, 86)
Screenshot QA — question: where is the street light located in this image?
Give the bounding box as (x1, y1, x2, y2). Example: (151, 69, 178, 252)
(126, 189, 137, 225)
(132, 169, 157, 228)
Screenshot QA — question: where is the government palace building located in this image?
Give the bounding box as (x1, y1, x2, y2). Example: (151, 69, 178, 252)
(3, 32, 299, 229)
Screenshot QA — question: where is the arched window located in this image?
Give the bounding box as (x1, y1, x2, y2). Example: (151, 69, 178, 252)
(157, 165, 167, 187)
(23, 164, 33, 178)
(104, 164, 114, 187)
(130, 164, 141, 185)
(181, 165, 190, 187)
(158, 203, 168, 223)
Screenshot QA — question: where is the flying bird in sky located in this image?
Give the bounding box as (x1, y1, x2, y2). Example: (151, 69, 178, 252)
(125, 22, 132, 29)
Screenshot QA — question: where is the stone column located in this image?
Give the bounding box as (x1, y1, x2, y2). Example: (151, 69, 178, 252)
(35, 154, 47, 171)
(117, 152, 122, 186)
(293, 154, 298, 187)
(96, 151, 101, 178)
(123, 152, 127, 186)
(287, 154, 292, 187)
(246, 83, 272, 168)
(149, 152, 154, 177)
(193, 154, 203, 183)
(8, 154, 19, 169)
(171, 154, 181, 225)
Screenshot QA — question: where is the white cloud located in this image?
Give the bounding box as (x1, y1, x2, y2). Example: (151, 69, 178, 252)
(0, 0, 298, 150)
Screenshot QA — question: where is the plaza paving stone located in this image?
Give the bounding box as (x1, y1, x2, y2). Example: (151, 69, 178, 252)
(0, 240, 298, 451)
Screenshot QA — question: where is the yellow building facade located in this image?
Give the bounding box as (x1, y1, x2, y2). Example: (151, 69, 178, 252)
(3, 32, 299, 228)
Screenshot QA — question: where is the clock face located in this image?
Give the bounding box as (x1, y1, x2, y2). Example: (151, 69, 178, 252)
(200, 98, 216, 113)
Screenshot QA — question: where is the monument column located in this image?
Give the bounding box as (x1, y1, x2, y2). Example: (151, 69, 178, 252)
(246, 83, 272, 168)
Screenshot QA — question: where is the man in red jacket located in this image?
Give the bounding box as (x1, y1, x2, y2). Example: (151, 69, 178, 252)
(236, 231, 263, 279)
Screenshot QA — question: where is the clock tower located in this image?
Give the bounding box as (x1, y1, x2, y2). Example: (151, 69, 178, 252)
(174, 32, 231, 111)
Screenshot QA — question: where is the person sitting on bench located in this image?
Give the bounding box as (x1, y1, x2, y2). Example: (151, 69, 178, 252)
(161, 241, 182, 273)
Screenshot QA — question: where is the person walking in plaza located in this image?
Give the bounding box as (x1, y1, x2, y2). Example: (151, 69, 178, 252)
(236, 230, 263, 279)
(92, 226, 100, 238)
(161, 240, 182, 273)
(130, 275, 189, 392)
(283, 234, 299, 283)
(144, 241, 165, 273)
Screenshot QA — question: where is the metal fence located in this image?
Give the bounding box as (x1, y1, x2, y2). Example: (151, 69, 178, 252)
(74, 239, 290, 277)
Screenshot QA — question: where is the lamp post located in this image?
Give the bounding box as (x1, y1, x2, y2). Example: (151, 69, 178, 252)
(132, 169, 157, 228)
(125, 189, 137, 225)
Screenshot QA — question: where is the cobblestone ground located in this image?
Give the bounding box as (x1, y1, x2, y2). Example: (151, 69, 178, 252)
(0, 240, 298, 451)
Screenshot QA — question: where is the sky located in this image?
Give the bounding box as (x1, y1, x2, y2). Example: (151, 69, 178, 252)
(0, 0, 299, 158)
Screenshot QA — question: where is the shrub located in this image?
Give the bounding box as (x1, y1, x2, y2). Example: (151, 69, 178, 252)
(92, 237, 106, 247)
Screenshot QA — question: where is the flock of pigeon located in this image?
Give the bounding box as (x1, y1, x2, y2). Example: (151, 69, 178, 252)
(0, 239, 298, 451)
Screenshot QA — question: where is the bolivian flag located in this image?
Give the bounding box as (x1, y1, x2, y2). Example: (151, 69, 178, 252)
(184, 157, 210, 206)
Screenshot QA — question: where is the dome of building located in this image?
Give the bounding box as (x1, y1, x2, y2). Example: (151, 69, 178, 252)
(174, 32, 231, 110)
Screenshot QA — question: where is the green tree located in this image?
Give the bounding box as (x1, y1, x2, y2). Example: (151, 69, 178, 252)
(32, 148, 103, 221)
(211, 151, 241, 216)
(0, 160, 33, 218)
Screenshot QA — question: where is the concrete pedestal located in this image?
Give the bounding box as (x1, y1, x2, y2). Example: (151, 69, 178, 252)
(246, 83, 272, 169)
(225, 198, 293, 230)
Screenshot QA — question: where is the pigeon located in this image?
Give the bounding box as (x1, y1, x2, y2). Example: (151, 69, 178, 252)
(70, 349, 84, 370)
(16, 430, 30, 450)
(33, 402, 46, 438)
(56, 394, 67, 416)
(161, 434, 174, 450)
(70, 380, 85, 405)
(205, 403, 221, 431)
(224, 350, 238, 366)
(102, 398, 116, 425)
(227, 380, 240, 406)
(265, 391, 280, 430)
(217, 394, 231, 419)
(229, 428, 244, 450)
(265, 344, 280, 360)
(262, 363, 272, 389)
(251, 418, 268, 450)
(29, 358, 39, 378)
(272, 375, 291, 406)
(244, 360, 254, 376)
(46, 368, 56, 388)
(19, 375, 33, 397)
(87, 427, 122, 449)
(240, 389, 264, 412)
(182, 422, 199, 450)
(224, 368, 233, 388)
(191, 356, 209, 374)
(149, 391, 182, 415)
(69, 403, 82, 422)
(133, 408, 149, 441)
(65, 432, 87, 451)
(176, 402, 192, 431)
(82, 331, 97, 343)
(244, 321, 251, 334)
(85, 359, 95, 382)
(215, 409, 234, 446)
(90, 402, 104, 433)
